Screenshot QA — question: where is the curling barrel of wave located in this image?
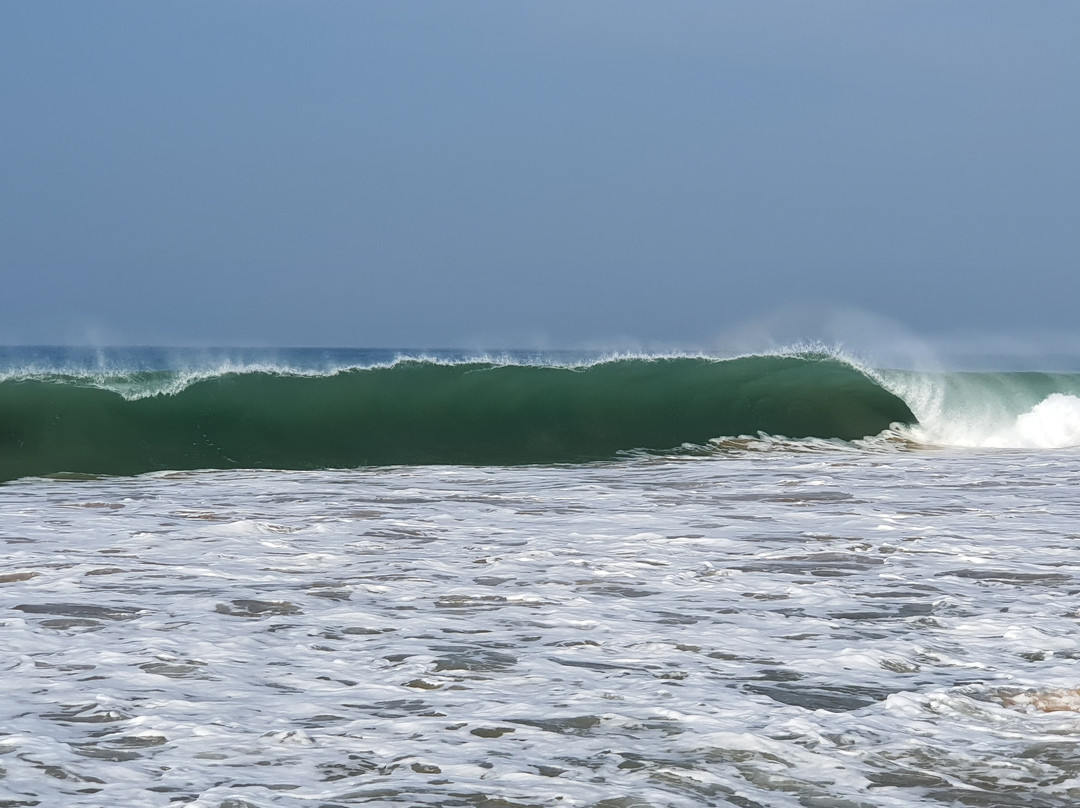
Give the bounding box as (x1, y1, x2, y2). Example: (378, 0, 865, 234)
(0, 356, 915, 481)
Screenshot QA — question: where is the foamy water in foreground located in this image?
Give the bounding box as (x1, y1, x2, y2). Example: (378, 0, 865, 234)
(3, 448, 1080, 806)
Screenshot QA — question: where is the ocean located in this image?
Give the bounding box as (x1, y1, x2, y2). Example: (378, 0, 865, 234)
(2, 347, 1080, 807)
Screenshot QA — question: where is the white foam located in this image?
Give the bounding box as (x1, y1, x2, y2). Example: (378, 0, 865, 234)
(904, 392, 1080, 449)
(875, 366, 1080, 449)
(4, 450, 1080, 805)
(6, 451, 1080, 803)
(1009, 393, 1080, 448)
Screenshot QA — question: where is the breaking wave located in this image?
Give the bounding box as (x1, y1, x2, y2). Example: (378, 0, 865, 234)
(3, 348, 1080, 482)
(878, 368, 1080, 449)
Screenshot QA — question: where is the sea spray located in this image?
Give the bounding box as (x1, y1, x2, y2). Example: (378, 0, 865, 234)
(876, 368, 1080, 449)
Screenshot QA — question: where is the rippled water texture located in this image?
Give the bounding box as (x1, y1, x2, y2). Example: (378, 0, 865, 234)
(3, 449, 1080, 806)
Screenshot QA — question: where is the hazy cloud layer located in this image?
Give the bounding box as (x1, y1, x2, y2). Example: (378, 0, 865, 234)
(2, 2, 1078, 349)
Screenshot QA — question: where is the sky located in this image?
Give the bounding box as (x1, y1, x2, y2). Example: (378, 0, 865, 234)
(2, 2, 1078, 350)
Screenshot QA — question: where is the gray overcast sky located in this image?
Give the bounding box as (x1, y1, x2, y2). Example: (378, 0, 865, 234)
(2, 2, 1078, 349)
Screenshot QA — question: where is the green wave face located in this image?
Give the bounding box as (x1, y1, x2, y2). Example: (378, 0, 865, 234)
(0, 356, 914, 481)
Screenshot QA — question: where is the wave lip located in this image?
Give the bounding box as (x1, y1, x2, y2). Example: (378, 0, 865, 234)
(0, 354, 913, 481)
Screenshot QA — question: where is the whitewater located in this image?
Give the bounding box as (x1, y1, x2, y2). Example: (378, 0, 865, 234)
(2, 347, 1080, 807)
